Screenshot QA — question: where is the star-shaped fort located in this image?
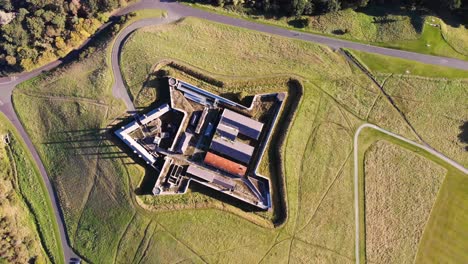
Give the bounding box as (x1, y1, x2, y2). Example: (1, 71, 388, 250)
(115, 78, 286, 209)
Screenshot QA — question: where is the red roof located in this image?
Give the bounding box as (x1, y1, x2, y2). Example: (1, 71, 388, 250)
(204, 152, 247, 177)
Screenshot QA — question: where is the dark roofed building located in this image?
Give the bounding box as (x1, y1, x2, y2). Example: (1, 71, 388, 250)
(210, 136, 254, 164)
(220, 109, 263, 140)
(204, 152, 247, 176)
(177, 132, 193, 154)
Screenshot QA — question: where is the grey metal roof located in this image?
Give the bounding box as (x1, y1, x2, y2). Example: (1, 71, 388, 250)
(177, 132, 193, 154)
(220, 109, 264, 140)
(186, 165, 236, 190)
(216, 123, 238, 141)
(210, 136, 254, 164)
(186, 165, 216, 182)
(139, 104, 170, 125)
(178, 81, 246, 109)
(212, 177, 235, 190)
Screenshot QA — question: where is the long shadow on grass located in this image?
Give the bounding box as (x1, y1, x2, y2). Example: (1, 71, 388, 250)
(356, 4, 425, 33)
(356, 4, 466, 29)
(458, 121, 468, 151)
(43, 127, 137, 162)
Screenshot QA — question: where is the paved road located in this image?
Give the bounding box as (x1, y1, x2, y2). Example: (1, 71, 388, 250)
(0, 102, 76, 262)
(111, 15, 180, 111)
(0, 0, 467, 263)
(353, 123, 468, 264)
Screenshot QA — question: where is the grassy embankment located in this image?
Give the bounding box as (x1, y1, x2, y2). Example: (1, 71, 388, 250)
(347, 49, 468, 78)
(184, 2, 468, 60)
(11, 10, 165, 264)
(12, 14, 467, 263)
(349, 50, 468, 166)
(0, 113, 63, 264)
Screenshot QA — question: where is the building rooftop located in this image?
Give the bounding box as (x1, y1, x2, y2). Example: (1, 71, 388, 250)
(220, 109, 264, 140)
(186, 165, 236, 190)
(177, 132, 193, 154)
(210, 136, 254, 164)
(204, 151, 247, 177)
(115, 78, 283, 210)
(216, 123, 239, 141)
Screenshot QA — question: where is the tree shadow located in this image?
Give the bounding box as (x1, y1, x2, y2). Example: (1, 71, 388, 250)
(356, 3, 465, 29)
(459, 121, 468, 151)
(331, 29, 347, 35)
(287, 18, 309, 28)
(356, 4, 426, 33)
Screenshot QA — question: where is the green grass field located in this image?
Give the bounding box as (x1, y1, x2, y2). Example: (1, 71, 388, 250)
(347, 49, 468, 78)
(11, 13, 468, 263)
(415, 169, 468, 263)
(0, 113, 63, 264)
(186, 3, 468, 60)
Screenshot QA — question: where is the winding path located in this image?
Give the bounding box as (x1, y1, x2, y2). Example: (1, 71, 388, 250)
(353, 123, 468, 264)
(0, 0, 467, 263)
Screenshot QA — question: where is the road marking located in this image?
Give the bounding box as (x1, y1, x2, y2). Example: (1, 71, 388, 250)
(353, 123, 468, 264)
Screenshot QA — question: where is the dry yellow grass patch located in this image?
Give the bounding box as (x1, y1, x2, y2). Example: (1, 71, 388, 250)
(364, 140, 446, 263)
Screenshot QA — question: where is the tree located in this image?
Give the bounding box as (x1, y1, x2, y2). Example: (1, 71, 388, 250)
(320, 0, 341, 13)
(344, 0, 369, 9)
(303, 1, 315, 15)
(68, 0, 81, 15)
(292, 0, 308, 16)
(5, 55, 16, 65)
(1, 22, 29, 46)
(54, 36, 66, 50)
(447, 0, 461, 9)
(41, 10, 55, 22)
(51, 13, 66, 29)
(0, 0, 14, 11)
(26, 16, 44, 39)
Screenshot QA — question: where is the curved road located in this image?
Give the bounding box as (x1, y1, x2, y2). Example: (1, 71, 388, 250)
(353, 123, 468, 264)
(0, 0, 467, 263)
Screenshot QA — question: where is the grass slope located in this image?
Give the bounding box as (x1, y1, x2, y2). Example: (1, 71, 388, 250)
(185, 3, 468, 60)
(0, 113, 63, 264)
(348, 49, 468, 78)
(13, 24, 132, 263)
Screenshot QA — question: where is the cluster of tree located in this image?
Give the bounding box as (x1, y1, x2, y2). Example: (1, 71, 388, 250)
(0, 185, 47, 264)
(193, 0, 465, 18)
(0, 0, 128, 73)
